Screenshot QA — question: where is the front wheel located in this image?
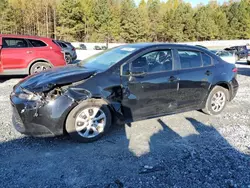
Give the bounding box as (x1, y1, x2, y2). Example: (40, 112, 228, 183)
(65, 100, 112, 143)
(202, 86, 229, 115)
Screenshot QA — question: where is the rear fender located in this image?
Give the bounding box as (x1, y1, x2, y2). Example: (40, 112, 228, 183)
(208, 81, 234, 103)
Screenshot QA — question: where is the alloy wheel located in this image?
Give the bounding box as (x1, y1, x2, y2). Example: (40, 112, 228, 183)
(75, 107, 107, 138)
(33, 65, 51, 74)
(65, 55, 72, 64)
(211, 91, 226, 112)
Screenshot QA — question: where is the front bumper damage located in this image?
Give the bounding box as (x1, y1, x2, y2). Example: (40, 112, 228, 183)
(10, 86, 91, 136)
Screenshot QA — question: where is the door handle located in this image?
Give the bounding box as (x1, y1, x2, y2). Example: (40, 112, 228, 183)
(205, 70, 212, 76)
(27, 51, 33, 54)
(168, 76, 179, 82)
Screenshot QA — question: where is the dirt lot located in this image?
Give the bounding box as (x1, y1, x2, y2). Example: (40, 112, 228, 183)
(0, 63, 250, 188)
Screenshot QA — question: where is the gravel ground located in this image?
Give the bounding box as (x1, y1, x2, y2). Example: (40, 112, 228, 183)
(0, 63, 250, 188)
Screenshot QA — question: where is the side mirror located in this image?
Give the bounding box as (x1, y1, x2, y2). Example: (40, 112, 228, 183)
(130, 67, 146, 77)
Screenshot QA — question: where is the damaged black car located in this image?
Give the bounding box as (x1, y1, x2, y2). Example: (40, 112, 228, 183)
(10, 43, 239, 142)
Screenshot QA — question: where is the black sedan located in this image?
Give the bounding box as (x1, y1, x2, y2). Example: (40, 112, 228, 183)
(10, 43, 239, 142)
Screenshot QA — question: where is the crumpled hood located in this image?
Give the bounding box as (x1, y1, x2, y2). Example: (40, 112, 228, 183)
(17, 65, 97, 92)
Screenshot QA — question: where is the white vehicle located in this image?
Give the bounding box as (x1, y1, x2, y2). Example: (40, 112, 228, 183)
(211, 50, 237, 64)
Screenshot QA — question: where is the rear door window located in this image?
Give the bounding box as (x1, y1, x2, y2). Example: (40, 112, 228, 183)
(53, 40, 67, 48)
(60, 42, 67, 48)
(201, 53, 212, 66)
(28, 39, 47, 47)
(52, 40, 60, 47)
(178, 50, 202, 69)
(2, 38, 28, 48)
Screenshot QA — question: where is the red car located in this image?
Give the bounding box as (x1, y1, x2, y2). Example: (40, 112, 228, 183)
(0, 34, 66, 75)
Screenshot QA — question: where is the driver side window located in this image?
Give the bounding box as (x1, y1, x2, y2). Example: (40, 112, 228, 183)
(131, 50, 173, 73)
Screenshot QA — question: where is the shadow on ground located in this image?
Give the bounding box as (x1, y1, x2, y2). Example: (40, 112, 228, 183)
(0, 75, 25, 83)
(0, 116, 249, 187)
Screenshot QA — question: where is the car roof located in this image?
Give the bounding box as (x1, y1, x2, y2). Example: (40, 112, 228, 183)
(120, 43, 209, 51)
(0, 34, 51, 40)
(119, 43, 220, 61)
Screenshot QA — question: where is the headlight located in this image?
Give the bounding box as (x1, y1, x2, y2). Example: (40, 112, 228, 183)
(17, 93, 40, 101)
(17, 88, 41, 101)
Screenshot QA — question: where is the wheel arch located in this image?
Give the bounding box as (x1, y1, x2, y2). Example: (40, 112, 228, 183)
(64, 97, 113, 142)
(84, 97, 121, 124)
(211, 81, 231, 101)
(63, 97, 122, 134)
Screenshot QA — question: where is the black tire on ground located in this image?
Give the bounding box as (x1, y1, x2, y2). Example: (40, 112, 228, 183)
(247, 61, 250, 65)
(65, 99, 112, 143)
(65, 54, 72, 64)
(202, 86, 229, 116)
(30, 62, 52, 75)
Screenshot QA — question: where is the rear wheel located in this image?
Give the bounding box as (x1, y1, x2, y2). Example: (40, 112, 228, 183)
(247, 60, 250, 65)
(65, 100, 112, 143)
(202, 86, 229, 115)
(65, 54, 72, 64)
(30, 62, 52, 75)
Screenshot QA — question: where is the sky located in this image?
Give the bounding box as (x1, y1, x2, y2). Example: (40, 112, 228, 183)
(134, 0, 226, 7)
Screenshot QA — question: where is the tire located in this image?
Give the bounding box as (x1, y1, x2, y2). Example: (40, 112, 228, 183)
(247, 60, 250, 65)
(202, 86, 229, 115)
(30, 62, 52, 75)
(65, 54, 72, 64)
(65, 99, 112, 143)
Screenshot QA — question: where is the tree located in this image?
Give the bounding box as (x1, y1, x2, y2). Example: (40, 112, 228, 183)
(147, 0, 161, 41)
(57, 0, 84, 41)
(227, 0, 250, 39)
(108, 0, 122, 42)
(91, 0, 112, 42)
(0, 0, 249, 42)
(120, 0, 138, 42)
(137, 0, 150, 41)
(194, 6, 218, 40)
(213, 8, 228, 39)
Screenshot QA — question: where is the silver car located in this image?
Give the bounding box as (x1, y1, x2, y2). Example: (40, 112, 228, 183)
(211, 50, 237, 64)
(54, 40, 77, 64)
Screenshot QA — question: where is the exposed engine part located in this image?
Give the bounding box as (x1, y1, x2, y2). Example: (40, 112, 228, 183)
(46, 87, 64, 101)
(19, 84, 92, 117)
(19, 87, 65, 117)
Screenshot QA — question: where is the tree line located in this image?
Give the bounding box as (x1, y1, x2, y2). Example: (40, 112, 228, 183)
(0, 0, 250, 43)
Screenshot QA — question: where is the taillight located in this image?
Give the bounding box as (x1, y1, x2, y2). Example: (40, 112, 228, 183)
(232, 67, 238, 72)
(72, 47, 75, 51)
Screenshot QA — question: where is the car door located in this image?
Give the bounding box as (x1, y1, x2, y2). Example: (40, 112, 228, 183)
(121, 48, 179, 121)
(1, 37, 34, 70)
(176, 49, 215, 110)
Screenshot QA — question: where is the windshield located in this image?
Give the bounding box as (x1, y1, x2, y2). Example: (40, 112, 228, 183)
(78, 46, 138, 70)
